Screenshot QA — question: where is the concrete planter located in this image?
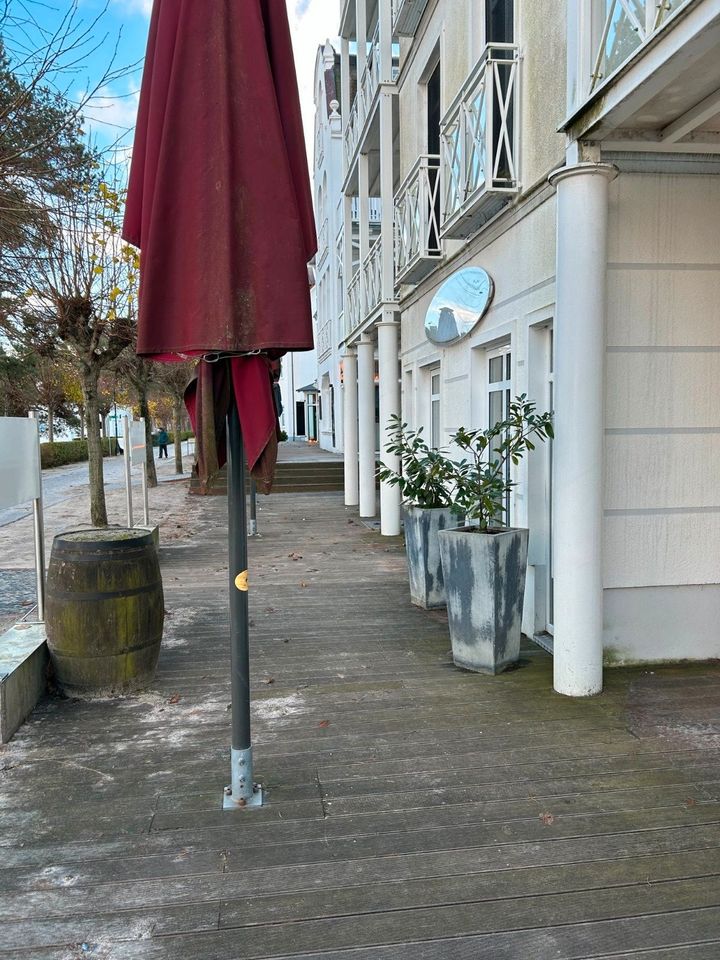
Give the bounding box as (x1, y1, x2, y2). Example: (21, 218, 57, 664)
(438, 525, 529, 674)
(403, 505, 459, 609)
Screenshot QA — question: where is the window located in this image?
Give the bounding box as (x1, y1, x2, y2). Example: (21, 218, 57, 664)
(486, 0, 514, 44)
(430, 369, 441, 450)
(488, 346, 512, 524)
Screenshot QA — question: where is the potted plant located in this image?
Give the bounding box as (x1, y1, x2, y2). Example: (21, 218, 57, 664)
(378, 415, 461, 608)
(439, 396, 553, 674)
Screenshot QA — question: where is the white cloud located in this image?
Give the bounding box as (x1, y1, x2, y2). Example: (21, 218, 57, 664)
(112, 0, 153, 16)
(82, 81, 141, 145)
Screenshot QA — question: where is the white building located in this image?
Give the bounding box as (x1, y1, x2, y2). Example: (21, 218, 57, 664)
(337, 0, 720, 695)
(313, 42, 382, 454)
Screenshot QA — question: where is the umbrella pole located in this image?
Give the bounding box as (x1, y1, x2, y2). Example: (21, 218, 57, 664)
(223, 400, 263, 809)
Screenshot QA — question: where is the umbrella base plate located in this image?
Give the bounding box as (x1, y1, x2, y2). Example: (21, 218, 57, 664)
(223, 783, 263, 809)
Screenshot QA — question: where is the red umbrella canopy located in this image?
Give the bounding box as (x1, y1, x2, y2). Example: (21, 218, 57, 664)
(123, 0, 317, 490)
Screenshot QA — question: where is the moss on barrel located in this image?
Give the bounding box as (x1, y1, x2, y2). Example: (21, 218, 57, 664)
(45, 527, 165, 697)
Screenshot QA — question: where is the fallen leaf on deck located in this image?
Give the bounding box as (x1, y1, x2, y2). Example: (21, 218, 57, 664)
(318, 719, 330, 728)
(168, 693, 181, 704)
(540, 812, 555, 826)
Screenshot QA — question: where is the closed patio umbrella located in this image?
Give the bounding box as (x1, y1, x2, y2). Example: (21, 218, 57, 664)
(123, 0, 316, 808)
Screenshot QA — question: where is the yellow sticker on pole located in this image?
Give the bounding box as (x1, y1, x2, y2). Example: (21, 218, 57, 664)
(234, 570, 249, 592)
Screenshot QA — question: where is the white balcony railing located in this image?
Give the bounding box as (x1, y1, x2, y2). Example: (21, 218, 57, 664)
(343, 24, 399, 172)
(318, 217, 329, 255)
(346, 269, 362, 339)
(362, 236, 383, 321)
(440, 43, 520, 240)
(394, 154, 442, 286)
(590, 0, 691, 92)
(392, 0, 430, 37)
(317, 317, 332, 361)
(343, 236, 387, 341)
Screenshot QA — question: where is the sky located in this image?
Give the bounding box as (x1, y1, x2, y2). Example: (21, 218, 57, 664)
(16, 0, 338, 167)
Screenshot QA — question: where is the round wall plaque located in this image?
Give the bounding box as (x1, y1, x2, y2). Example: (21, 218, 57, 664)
(424, 267, 494, 345)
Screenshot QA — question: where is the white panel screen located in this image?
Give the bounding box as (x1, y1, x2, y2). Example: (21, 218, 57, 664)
(129, 419, 146, 467)
(0, 417, 41, 509)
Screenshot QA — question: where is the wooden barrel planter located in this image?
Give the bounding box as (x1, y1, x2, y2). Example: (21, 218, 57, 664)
(45, 528, 164, 697)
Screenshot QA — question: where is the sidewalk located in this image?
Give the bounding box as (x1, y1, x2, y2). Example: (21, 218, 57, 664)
(1, 490, 720, 958)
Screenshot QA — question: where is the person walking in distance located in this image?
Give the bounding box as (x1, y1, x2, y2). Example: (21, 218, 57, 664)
(157, 426, 169, 459)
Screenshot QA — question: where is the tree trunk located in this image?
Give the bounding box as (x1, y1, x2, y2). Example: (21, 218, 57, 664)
(47, 408, 54, 444)
(78, 404, 85, 439)
(138, 387, 158, 488)
(173, 396, 183, 475)
(82, 368, 108, 527)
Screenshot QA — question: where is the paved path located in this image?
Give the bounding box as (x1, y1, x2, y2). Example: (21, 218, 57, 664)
(1, 491, 720, 957)
(0, 443, 194, 529)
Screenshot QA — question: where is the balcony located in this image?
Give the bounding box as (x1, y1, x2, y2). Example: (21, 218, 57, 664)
(317, 218, 329, 266)
(392, 0, 430, 37)
(566, 0, 720, 149)
(440, 43, 520, 240)
(317, 317, 332, 362)
(343, 237, 386, 341)
(590, 0, 691, 92)
(394, 155, 442, 286)
(343, 24, 381, 170)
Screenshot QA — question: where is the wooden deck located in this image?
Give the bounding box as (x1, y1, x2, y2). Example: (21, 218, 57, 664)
(1, 491, 720, 959)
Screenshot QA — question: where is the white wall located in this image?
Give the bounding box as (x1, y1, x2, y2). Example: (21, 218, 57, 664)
(602, 170, 720, 663)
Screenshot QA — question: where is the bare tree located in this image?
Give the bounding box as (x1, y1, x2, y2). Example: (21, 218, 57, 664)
(0, 2, 138, 264)
(153, 362, 195, 475)
(1, 178, 137, 525)
(114, 351, 159, 487)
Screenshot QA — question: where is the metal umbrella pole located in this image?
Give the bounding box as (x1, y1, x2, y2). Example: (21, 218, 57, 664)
(223, 399, 262, 809)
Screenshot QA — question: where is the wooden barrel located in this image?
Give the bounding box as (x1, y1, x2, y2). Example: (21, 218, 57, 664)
(45, 528, 164, 697)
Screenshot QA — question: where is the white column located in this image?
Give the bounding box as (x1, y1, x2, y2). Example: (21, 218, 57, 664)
(548, 162, 617, 698)
(377, 318, 401, 536)
(356, 0, 368, 77)
(359, 152, 370, 265)
(357, 333, 376, 517)
(343, 349, 359, 507)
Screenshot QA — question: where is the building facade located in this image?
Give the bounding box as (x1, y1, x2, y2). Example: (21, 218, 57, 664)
(336, 0, 720, 694)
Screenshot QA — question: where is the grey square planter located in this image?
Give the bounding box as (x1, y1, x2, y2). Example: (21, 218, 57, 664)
(403, 505, 459, 609)
(438, 525, 529, 674)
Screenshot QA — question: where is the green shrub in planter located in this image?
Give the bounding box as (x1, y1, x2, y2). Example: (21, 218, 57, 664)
(439, 396, 553, 673)
(378, 416, 460, 608)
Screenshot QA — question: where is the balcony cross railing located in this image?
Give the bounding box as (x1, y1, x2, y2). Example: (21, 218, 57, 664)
(590, 0, 689, 91)
(440, 43, 519, 239)
(394, 154, 442, 286)
(343, 236, 390, 342)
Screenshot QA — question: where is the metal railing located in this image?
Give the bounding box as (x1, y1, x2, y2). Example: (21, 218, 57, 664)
(317, 317, 332, 361)
(394, 154, 442, 285)
(440, 43, 520, 239)
(343, 236, 387, 341)
(346, 269, 362, 339)
(590, 0, 689, 91)
(362, 236, 383, 321)
(318, 217, 328, 255)
(343, 24, 399, 172)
